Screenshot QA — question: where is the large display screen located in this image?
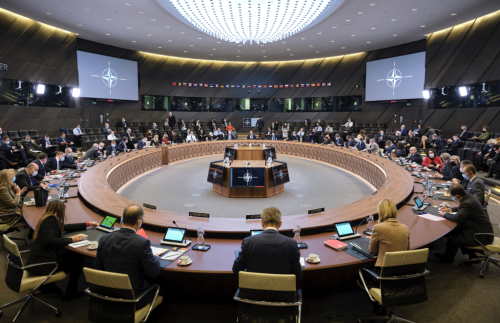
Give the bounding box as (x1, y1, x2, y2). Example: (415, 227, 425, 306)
(77, 51, 139, 101)
(272, 162, 290, 186)
(365, 52, 425, 101)
(224, 147, 236, 162)
(264, 147, 277, 160)
(230, 167, 265, 188)
(207, 161, 225, 185)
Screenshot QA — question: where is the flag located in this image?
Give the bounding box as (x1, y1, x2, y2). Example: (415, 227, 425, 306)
(306, 84, 310, 87)
(204, 84, 208, 87)
(327, 82, 331, 86)
(285, 84, 289, 88)
(242, 85, 246, 88)
(279, 85, 283, 88)
(291, 84, 294, 88)
(188, 83, 192, 86)
(257, 85, 262, 88)
(300, 84, 305, 87)
(263, 85, 267, 88)
(215, 84, 219, 88)
(231, 85, 235, 88)
(274, 85, 278, 88)
(183, 83, 187, 86)
(172, 82, 177, 86)
(193, 83, 198, 87)
(311, 83, 315, 87)
(317, 83, 321, 87)
(322, 83, 326, 86)
(252, 85, 256, 88)
(236, 85, 240, 88)
(209, 84, 214, 87)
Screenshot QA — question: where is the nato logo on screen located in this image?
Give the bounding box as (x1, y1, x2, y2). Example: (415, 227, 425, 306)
(77, 51, 139, 101)
(365, 52, 425, 101)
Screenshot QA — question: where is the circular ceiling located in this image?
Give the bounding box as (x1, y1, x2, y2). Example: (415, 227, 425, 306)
(1, 0, 499, 61)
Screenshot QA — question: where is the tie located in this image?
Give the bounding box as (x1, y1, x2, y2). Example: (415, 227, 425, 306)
(77, 128, 81, 134)
(46, 139, 50, 145)
(30, 176, 35, 185)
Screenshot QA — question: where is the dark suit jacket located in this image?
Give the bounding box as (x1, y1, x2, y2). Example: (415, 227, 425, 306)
(246, 134, 256, 140)
(41, 138, 55, 150)
(169, 115, 176, 126)
(414, 129, 424, 137)
(256, 119, 265, 129)
(33, 159, 47, 181)
(120, 121, 127, 128)
(376, 134, 387, 142)
(107, 145, 119, 155)
(334, 138, 344, 146)
(117, 142, 127, 152)
(466, 176, 485, 206)
(400, 129, 408, 136)
(15, 169, 41, 196)
(356, 141, 366, 150)
(55, 136, 69, 145)
(310, 132, 318, 141)
(26, 216, 86, 275)
(445, 193, 493, 246)
(409, 152, 423, 165)
(459, 130, 470, 142)
(94, 228, 161, 297)
(45, 157, 62, 172)
(137, 140, 147, 149)
(62, 154, 77, 169)
(83, 148, 99, 160)
(447, 139, 462, 155)
(433, 137, 445, 150)
(442, 165, 463, 181)
(347, 139, 356, 147)
(233, 229, 302, 281)
(441, 160, 452, 175)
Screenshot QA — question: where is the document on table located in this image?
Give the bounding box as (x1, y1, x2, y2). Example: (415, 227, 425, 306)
(161, 250, 186, 261)
(300, 257, 305, 268)
(417, 213, 447, 221)
(151, 247, 169, 256)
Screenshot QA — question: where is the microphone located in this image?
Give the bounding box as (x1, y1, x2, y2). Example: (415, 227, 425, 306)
(355, 216, 369, 234)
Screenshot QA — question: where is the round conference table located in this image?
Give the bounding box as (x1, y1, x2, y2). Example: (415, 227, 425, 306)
(22, 141, 457, 298)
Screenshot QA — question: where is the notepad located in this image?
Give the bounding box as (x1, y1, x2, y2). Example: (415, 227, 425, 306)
(151, 247, 169, 256)
(417, 213, 446, 221)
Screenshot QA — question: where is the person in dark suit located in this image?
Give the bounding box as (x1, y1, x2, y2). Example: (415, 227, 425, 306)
(413, 124, 424, 137)
(246, 131, 257, 140)
(104, 123, 111, 134)
(55, 133, 76, 152)
(137, 137, 147, 149)
(288, 131, 299, 141)
(1, 135, 28, 165)
(256, 116, 265, 139)
(45, 152, 65, 172)
(333, 134, 344, 146)
(400, 125, 408, 136)
(435, 155, 463, 181)
(440, 153, 452, 175)
(94, 205, 164, 309)
(459, 125, 469, 142)
(61, 148, 78, 169)
(485, 145, 500, 179)
(168, 112, 176, 127)
(435, 184, 493, 262)
(15, 163, 49, 196)
(118, 137, 130, 153)
(26, 201, 98, 300)
(233, 207, 302, 281)
(384, 140, 397, 156)
(355, 137, 366, 151)
(41, 134, 56, 157)
(123, 129, 135, 150)
(107, 140, 119, 155)
(460, 164, 486, 207)
(19, 135, 41, 159)
(408, 147, 423, 165)
(82, 143, 100, 161)
(303, 119, 309, 127)
(346, 135, 356, 148)
(474, 140, 495, 172)
(405, 131, 419, 149)
(323, 134, 332, 145)
(120, 118, 127, 128)
(310, 129, 319, 144)
(431, 134, 445, 152)
(443, 135, 461, 155)
(376, 131, 387, 146)
(33, 152, 53, 181)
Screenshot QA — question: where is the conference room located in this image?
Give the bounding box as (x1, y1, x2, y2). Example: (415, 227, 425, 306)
(1, 1, 500, 323)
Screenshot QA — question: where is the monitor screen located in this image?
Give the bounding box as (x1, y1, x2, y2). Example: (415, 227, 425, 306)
(336, 222, 354, 236)
(250, 230, 263, 236)
(164, 227, 186, 242)
(272, 162, 290, 186)
(365, 52, 426, 101)
(224, 147, 235, 162)
(230, 167, 266, 188)
(207, 162, 225, 185)
(100, 216, 117, 229)
(264, 147, 277, 160)
(77, 51, 139, 101)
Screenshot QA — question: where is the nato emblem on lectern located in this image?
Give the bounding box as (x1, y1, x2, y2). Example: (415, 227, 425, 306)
(377, 61, 413, 96)
(91, 61, 128, 94)
(239, 171, 258, 185)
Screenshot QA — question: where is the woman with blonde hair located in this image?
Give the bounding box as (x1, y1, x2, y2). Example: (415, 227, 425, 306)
(359, 129, 367, 142)
(26, 201, 98, 300)
(152, 134, 160, 145)
(0, 169, 27, 223)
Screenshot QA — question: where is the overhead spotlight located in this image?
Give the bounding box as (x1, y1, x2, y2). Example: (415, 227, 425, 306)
(458, 86, 468, 97)
(422, 90, 430, 99)
(15, 80, 23, 90)
(441, 87, 447, 95)
(481, 83, 488, 92)
(55, 85, 63, 95)
(72, 88, 81, 98)
(36, 84, 45, 94)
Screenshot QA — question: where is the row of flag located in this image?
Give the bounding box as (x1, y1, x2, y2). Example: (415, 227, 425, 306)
(171, 82, 332, 88)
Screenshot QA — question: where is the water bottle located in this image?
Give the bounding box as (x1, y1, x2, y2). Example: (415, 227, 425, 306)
(59, 186, 65, 201)
(293, 225, 301, 243)
(367, 215, 374, 232)
(197, 227, 205, 248)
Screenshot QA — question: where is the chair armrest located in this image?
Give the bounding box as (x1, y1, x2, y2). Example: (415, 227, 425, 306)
(358, 268, 378, 303)
(473, 233, 500, 253)
(19, 261, 60, 291)
(135, 284, 159, 301)
(19, 250, 31, 254)
(296, 289, 303, 304)
(360, 268, 380, 280)
(138, 284, 160, 323)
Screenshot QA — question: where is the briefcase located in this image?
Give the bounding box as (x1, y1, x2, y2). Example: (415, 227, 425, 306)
(34, 188, 49, 207)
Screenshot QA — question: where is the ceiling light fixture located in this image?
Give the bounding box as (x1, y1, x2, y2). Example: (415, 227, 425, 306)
(287, 48, 290, 50)
(46, 12, 51, 15)
(77, 24, 82, 26)
(138, 11, 143, 14)
(165, 26, 169, 28)
(342, 47, 345, 49)
(158, 46, 162, 48)
(106, 33, 110, 36)
(168, 40, 172, 42)
(412, 9, 418, 11)
(127, 27, 132, 29)
(346, 19, 351, 22)
(330, 40, 334, 42)
(85, 8, 90, 10)
(126, 3, 131, 5)
(147, 34, 151, 36)
(422, 90, 430, 99)
(198, 37, 202, 39)
(358, 12, 363, 14)
(421, 25, 425, 27)
(132, 40, 137, 42)
(367, 41, 371, 43)
(451, 13, 457, 16)
(318, 32, 322, 34)
(169, 0, 331, 44)
(151, 19, 156, 21)
(106, 18, 111, 20)
(393, 34, 397, 36)
(210, 54, 213, 56)
(371, 27, 376, 29)
(332, 26, 337, 28)
(391, 19, 397, 21)
(370, 3, 376, 6)
(184, 51, 187, 52)
(351, 34, 355, 36)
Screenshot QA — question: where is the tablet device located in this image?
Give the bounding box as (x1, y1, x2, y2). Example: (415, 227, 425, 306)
(250, 230, 263, 236)
(163, 227, 187, 243)
(96, 215, 118, 233)
(334, 221, 355, 238)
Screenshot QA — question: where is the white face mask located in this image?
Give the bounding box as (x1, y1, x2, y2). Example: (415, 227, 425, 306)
(32, 171, 38, 176)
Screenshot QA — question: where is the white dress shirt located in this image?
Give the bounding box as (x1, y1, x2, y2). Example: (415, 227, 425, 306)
(187, 134, 197, 142)
(73, 128, 82, 135)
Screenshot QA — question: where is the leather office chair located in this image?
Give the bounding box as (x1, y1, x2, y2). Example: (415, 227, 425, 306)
(0, 213, 26, 248)
(358, 249, 430, 323)
(83, 268, 162, 323)
(233, 271, 302, 323)
(459, 224, 500, 278)
(0, 235, 66, 322)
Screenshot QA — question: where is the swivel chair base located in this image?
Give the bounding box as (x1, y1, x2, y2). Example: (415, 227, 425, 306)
(0, 292, 62, 322)
(459, 255, 500, 278)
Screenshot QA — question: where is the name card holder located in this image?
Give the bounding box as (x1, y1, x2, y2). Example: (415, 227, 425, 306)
(246, 214, 262, 220)
(143, 203, 157, 211)
(308, 208, 325, 215)
(189, 212, 210, 219)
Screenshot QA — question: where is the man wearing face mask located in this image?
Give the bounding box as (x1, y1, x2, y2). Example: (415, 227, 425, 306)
(376, 131, 387, 147)
(120, 118, 127, 128)
(355, 137, 366, 151)
(408, 147, 423, 165)
(15, 163, 48, 196)
(32, 152, 55, 181)
(442, 135, 461, 155)
(485, 144, 500, 179)
(94, 205, 164, 310)
(434, 155, 463, 181)
(435, 184, 493, 263)
(62, 148, 78, 169)
(471, 125, 490, 143)
(45, 151, 65, 172)
(1, 136, 28, 165)
(459, 125, 469, 142)
(123, 129, 135, 150)
(19, 135, 41, 159)
(118, 137, 130, 153)
(458, 164, 486, 208)
(106, 140, 118, 155)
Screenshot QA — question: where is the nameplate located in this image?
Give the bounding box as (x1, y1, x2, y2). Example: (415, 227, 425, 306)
(246, 214, 262, 220)
(189, 212, 209, 219)
(143, 203, 157, 211)
(308, 208, 325, 215)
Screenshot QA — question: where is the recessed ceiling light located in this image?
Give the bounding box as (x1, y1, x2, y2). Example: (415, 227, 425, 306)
(332, 26, 337, 28)
(412, 9, 418, 11)
(358, 12, 363, 15)
(165, 26, 169, 28)
(126, 3, 131, 5)
(127, 27, 131, 29)
(370, 3, 376, 6)
(451, 13, 457, 16)
(236, 55, 240, 57)
(301, 38, 305, 39)
(287, 48, 290, 50)
(346, 19, 351, 22)
(147, 34, 151, 36)
(330, 40, 334, 42)
(367, 42, 371, 43)
(213, 48, 216, 50)
(190, 44, 194, 46)
(261, 44, 264, 46)
(237, 50, 241, 52)
(85, 8, 90, 10)
(158, 46, 162, 48)
(371, 27, 376, 29)
(290, 54, 293, 56)
(318, 32, 322, 34)
(316, 51, 319, 53)
(262, 50, 265, 52)
(151, 19, 156, 21)
(168, 40, 172, 42)
(282, 42, 286, 44)
(46, 12, 51, 15)
(198, 37, 202, 39)
(238, 44, 242, 46)
(138, 11, 143, 14)
(342, 47, 345, 49)
(263, 56, 267, 57)
(393, 34, 397, 36)
(132, 40, 136, 42)
(184, 51, 187, 53)
(421, 25, 426, 27)
(106, 18, 111, 21)
(75, 33, 79, 35)
(309, 45, 313, 47)
(105, 34, 110, 36)
(391, 19, 397, 21)
(180, 32, 184, 34)
(217, 42, 220, 43)
(351, 34, 355, 36)
(210, 54, 213, 56)
(77, 24, 82, 26)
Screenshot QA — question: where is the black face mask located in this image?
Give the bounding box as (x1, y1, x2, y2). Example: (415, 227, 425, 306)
(483, 130, 487, 133)
(451, 161, 456, 166)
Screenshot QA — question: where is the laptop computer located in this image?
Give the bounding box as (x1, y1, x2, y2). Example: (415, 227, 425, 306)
(160, 227, 192, 247)
(96, 215, 119, 233)
(333, 221, 361, 241)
